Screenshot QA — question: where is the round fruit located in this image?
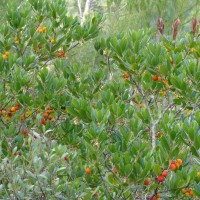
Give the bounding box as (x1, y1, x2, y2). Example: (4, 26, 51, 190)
(157, 176, 165, 183)
(85, 168, 92, 174)
(144, 179, 149, 186)
(157, 76, 162, 81)
(43, 112, 49, 118)
(152, 75, 158, 81)
(10, 107, 16, 112)
(197, 172, 200, 178)
(1, 110, 6, 115)
(169, 163, 176, 170)
(176, 159, 182, 165)
(162, 170, 168, 177)
(15, 104, 20, 110)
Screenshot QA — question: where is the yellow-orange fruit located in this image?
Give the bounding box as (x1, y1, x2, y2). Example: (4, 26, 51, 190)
(157, 76, 162, 81)
(176, 159, 182, 165)
(1, 110, 6, 115)
(10, 107, 16, 112)
(20, 115, 25, 121)
(2, 54, 8, 59)
(156, 193, 161, 198)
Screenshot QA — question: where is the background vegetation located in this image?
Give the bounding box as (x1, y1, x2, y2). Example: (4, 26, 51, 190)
(0, 0, 199, 199)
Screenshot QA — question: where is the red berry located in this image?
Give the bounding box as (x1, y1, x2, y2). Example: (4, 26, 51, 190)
(64, 156, 69, 161)
(144, 180, 149, 186)
(41, 118, 47, 125)
(162, 170, 168, 177)
(157, 176, 165, 183)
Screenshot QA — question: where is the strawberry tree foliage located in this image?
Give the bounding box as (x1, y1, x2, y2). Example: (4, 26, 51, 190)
(0, 0, 200, 199)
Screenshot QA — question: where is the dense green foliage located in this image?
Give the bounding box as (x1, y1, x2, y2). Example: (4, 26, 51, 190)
(0, 0, 200, 199)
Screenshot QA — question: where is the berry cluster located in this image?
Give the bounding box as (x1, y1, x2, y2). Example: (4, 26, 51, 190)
(169, 159, 182, 170)
(37, 26, 47, 33)
(40, 107, 55, 126)
(181, 188, 194, 197)
(55, 50, 66, 58)
(1, 104, 20, 121)
(2, 51, 10, 59)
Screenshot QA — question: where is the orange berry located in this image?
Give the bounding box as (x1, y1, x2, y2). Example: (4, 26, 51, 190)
(20, 115, 25, 121)
(162, 170, 168, 177)
(157, 76, 162, 81)
(169, 163, 176, 170)
(85, 167, 92, 174)
(5, 116, 10, 121)
(2, 54, 8, 59)
(189, 190, 194, 196)
(15, 104, 20, 110)
(197, 172, 200, 177)
(157, 176, 165, 183)
(43, 112, 49, 119)
(1, 110, 6, 115)
(185, 192, 190, 197)
(152, 75, 158, 81)
(123, 72, 130, 80)
(41, 118, 47, 125)
(46, 109, 54, 114)
(37, 27, 43, 33)
(10, 107, 16, 112)
(42, 27, 47, 32)
(175, 162, 180, 168)
(176, 159, 182, 165)
(156, 193, 161, 198)
(55, 52, 60, 57)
